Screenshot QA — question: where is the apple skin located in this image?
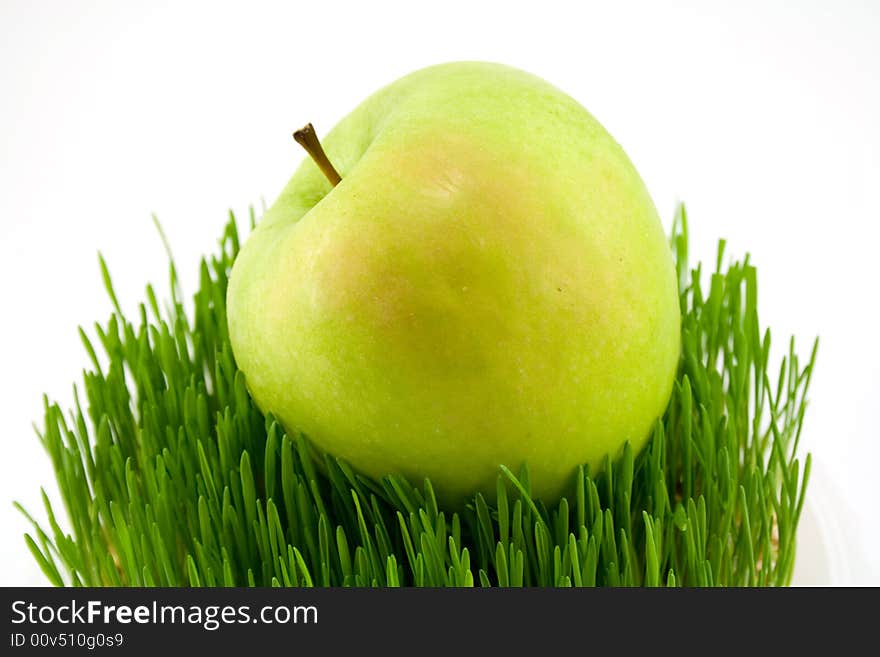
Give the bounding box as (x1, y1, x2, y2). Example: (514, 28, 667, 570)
(227, 62, 680, 503)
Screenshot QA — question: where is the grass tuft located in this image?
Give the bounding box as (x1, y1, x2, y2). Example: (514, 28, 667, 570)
(18, 204, 816, 587)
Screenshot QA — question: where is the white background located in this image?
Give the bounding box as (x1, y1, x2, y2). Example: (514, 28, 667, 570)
(1, 0, 877, 585)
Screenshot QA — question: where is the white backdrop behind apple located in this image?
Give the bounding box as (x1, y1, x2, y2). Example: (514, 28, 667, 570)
(1, 0, 877, 586)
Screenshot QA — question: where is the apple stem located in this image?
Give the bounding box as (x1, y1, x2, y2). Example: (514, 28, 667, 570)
(293, 123, 342, 186)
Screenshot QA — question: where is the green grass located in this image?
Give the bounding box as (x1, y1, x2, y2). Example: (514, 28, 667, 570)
(17, 204, 816, 587)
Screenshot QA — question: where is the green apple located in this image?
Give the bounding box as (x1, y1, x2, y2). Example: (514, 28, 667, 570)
(227, 62, 680, 503)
